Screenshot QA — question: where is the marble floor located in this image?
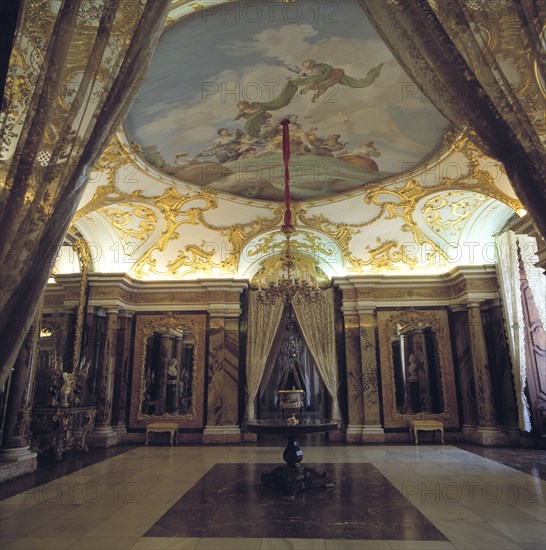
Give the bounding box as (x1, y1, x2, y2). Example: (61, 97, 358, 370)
(0, 443, 544, 549)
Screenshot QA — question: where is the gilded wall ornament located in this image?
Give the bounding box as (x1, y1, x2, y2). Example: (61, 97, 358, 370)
(423, 192, 489, 237)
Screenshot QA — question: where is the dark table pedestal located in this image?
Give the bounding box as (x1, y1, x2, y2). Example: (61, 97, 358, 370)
(246, 419, 339, 498)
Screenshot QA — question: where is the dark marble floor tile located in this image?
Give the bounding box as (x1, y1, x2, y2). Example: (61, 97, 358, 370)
(146, 463, 448, 540)
(0, 445, 137, 501)
(455, 443, 546, 480)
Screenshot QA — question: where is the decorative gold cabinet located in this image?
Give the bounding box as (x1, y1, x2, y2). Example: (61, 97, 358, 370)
(31, 406, 96, 460)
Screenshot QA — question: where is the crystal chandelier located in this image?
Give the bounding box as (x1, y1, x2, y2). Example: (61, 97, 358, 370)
(256, 119, 323, 305)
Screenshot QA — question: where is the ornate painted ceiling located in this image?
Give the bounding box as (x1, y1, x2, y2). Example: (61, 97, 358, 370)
(124, 0, 450, 202)
(55, 0, 523, 283)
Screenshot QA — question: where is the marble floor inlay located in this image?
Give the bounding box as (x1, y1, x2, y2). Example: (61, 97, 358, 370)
(0, 444, 544, 550)
(146, 462, 447, 540)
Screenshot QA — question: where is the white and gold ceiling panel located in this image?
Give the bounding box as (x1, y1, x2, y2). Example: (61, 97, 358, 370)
(415, 192, 515, 268)
(54, 1, 524, 282)
(239, 228, 343, 284)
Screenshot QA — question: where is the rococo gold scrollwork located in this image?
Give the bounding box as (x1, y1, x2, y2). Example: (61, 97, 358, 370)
(195, 206, 285, 274)
(423, 192, 489, 237)
(361, 133, 522, 268)
(101, 205, 157, 244)
(73, 180, 218, 277)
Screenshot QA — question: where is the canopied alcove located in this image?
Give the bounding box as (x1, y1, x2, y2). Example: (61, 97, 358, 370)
(257, 308, 328, 420)
(246, 289, 341, 435)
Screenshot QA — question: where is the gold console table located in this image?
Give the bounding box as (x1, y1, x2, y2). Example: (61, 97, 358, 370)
(145, 422, 178, 446)
(409, 420, 445, 444)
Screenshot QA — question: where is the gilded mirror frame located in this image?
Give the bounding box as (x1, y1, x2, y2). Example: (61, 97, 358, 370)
(377, 309, 459, 429)
(129, 313, 206, 429)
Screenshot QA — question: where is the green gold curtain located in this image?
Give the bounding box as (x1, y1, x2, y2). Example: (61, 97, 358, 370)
(292, 288, 340, 420)
(245, 291, 286, 420)
(0, 0, 170, 389)
(361, 0, 546, 241)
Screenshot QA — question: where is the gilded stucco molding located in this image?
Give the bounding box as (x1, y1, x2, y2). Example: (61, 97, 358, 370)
(360, 134, 521, 268)
(298, 207, 405, 272)
(74, 179, 218, 278)
(128, 312, 207, 430)
(422, 192, 489, 237)
(74, 127, 520, 281)
(195, 206, 284, 274)
(65, 231, 91, 381)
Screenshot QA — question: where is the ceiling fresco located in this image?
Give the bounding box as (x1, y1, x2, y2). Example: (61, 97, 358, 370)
(124, 0, 451, 201)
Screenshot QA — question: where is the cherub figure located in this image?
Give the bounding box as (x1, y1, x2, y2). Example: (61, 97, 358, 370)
(286, 59, 384, 103)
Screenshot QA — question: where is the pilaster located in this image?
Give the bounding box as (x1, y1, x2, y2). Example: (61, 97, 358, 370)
(343, 314, 364, 442)
(88, 308, 119, 448)
(466, 301, 506, 445)
(358, 308, 385, 443)
(204, 315, 241, 443)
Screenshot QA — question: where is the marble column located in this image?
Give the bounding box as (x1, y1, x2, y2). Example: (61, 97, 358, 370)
(466, 301, 504, 445)
(0, 312, 41, 479)
(88, 308, 119, 448)
(204, 316, 241, 443)
(449, 305, 478, 436)
(484, 299, 519, 431)
(359, 308, 385, 443)
(343, 314, 364, 443)
(111, 310, 134, 436)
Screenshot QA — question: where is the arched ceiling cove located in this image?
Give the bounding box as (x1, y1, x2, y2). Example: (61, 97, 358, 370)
(56, 0, 523, 282)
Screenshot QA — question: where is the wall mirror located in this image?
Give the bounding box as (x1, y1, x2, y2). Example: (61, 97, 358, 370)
(391, 323, 444, 414)
(377, 309, 459, 429)
(130, 314, 205, 429)
(141, 330, 195, 417)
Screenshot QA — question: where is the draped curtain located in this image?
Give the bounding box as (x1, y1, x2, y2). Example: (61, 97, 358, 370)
(495, 231, 531, 432)
(361, 0, 546, 242)
(0, 0, 170, 389)
(292, 288, 340, 419)
(301, 349, 312, 408)
(245, 291, 285, 420)
(258, 307, 288, 401)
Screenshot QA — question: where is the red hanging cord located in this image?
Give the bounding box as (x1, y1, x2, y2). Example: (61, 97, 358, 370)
(281, 118, 293, 229)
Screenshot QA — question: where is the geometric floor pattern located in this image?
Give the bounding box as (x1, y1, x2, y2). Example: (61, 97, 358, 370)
(1, 444, 545, 549)
(146, 463, 448, 540)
